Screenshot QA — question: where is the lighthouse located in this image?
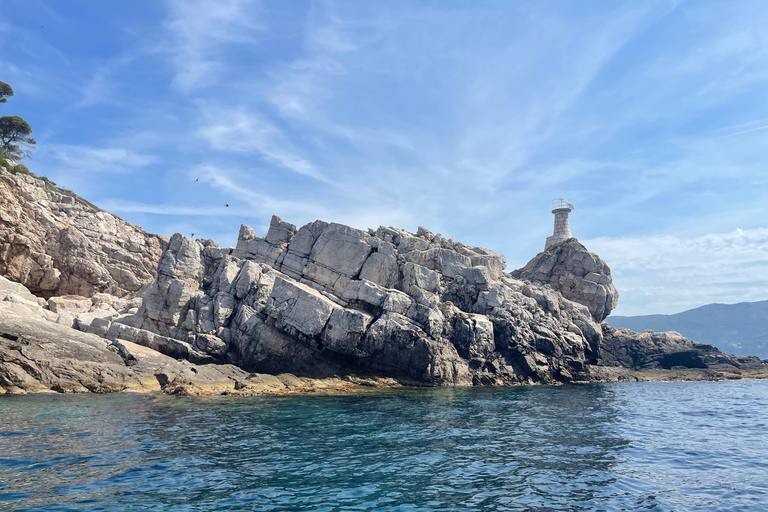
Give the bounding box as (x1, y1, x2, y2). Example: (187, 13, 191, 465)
(545, 197, 574, 250)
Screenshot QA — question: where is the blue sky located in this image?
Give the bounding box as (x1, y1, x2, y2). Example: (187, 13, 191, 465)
(1, 0, 767, 316)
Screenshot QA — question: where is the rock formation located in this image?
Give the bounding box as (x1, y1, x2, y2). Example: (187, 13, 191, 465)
(598, 324, 760, 370)
(91, 217, 604, 385)
(1, 169, 764, 393)
(512, 238, 619, 322)
(0, 275, 365, 395)
(0, 168, 166, 298)
(70, 214, 762, 388)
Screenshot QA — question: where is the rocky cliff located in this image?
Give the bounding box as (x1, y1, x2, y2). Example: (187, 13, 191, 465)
(0, 275, 371, 395)
(0, 167, 166, 298)
(1, 168, 764, 393)
(72, 216, 764, 387)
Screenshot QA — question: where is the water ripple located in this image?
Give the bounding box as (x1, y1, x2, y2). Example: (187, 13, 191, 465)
(1, 381, 768, 511)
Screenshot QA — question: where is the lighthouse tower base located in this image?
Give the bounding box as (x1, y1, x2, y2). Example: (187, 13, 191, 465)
(545, 207, 573, 250)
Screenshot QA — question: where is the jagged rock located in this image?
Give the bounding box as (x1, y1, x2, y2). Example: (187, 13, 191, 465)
(87, 215, 625, 386)
(512, 238, 619, 322)
(599, 324, 762, 370)
(6, 162, 763, 391)
(265, 277, 339, 338)
(0, 278, 360, 395)
(3, 198, 767, 391)
(0, 168, 166, 298)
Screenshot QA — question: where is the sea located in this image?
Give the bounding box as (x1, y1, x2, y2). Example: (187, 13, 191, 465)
(1, 380, 767, 512)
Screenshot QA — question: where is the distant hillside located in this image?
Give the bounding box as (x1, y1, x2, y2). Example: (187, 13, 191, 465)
(608, 301, 768, 359)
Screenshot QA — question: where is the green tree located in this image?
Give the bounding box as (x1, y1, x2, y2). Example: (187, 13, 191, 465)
(0, 81, 35, 160)
(0, 81, 12, 103)
(0, 115, 36, 160)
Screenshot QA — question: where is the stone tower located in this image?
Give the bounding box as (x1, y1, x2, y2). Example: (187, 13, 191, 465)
(545, 197, 574, 250)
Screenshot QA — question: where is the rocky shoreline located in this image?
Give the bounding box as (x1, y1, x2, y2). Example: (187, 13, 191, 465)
(1, 167, 766, 395)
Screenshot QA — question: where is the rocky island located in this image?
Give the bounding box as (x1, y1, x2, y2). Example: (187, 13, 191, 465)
(1, 166, 766, 395)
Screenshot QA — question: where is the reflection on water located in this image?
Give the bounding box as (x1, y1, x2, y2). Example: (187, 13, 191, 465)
(1, 380, 767, 511)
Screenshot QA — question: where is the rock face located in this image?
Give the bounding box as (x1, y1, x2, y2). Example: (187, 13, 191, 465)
(0, 276, 362, 395)
(87, 216, 620, 386)
(0, 168, 167, 298)
(512, 238, 619, 322)
(2, 202, 765, 392)
(598, 324, 762, 370)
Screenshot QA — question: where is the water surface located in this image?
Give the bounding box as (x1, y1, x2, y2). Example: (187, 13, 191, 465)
(2, 380, 768, 511)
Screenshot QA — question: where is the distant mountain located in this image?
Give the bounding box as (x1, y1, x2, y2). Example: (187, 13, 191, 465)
(608, 300, 768, 359)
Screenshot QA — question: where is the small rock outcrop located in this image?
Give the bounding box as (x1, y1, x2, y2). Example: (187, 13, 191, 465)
(512, 238, 619, 322)
(598, 324, 762, 370)
(0, 168, 167, 298)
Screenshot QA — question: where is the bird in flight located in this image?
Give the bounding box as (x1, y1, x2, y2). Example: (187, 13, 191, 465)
(194, 177, 199, 183)
(191, 233, 194, 237)
(225, 204, 229, 207)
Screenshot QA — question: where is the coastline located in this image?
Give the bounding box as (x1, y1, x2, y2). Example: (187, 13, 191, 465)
(2, 170, 767, 395)
(3, 305, 766, 397)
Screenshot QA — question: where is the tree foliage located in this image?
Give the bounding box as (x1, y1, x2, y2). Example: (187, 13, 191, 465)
(0, 115, 36, 160)
(0, 81, 35, 160)
(0, 81, 12, 104)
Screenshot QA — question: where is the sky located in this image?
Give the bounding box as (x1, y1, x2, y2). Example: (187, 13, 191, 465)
(1, 0, 767, 316)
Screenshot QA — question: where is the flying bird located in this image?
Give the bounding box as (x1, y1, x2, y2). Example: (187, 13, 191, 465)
(194, 177, 199, 183)
(225, 204, 229, 207)
(191, 233, 194, 237)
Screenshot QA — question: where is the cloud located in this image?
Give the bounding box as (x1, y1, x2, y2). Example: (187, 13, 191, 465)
(163, 0, 265, 91)
(48, 144, 157, 173)
(196, 164, 415, 232)
(73, 52, 138, 109)
(584, 228, 768, 316)
(196, 108, 331, 182)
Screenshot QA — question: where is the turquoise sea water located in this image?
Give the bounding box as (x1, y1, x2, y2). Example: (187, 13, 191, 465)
(1, 380, 768, 511)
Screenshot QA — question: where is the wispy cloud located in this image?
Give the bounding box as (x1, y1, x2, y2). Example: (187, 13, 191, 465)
(196, 108, 331, 182)
(163, 0, 265, 91)
(196, 164, 415, 233)
(585, 228, 768, 316)
(48, 144, 157, 173)
(6, 0, 768, 316)
(96, 198, 247, 216)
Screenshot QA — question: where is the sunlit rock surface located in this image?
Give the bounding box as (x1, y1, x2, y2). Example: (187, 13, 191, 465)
(0, 168, 166, 298)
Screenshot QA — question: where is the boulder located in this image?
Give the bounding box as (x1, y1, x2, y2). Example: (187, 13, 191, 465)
(512, 238, 619, 322)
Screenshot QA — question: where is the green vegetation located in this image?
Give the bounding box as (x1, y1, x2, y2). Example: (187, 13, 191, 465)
(0, 80, 36, 160)
(0, 81, 13, 103)
(0, 80, 66, 192)
(0, 115, 36, 160)
(0, 154, 56, 187)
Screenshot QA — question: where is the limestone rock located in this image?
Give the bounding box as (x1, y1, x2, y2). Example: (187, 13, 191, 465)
(8, 191, 747, 390)
(0, 168, 166, 298)
(512, 238, 619, 322)
(48, 295, 92, 314)
(598, 324, 761, 370)
(265, 277, 339, 338)
(99, 216, 614, 386)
